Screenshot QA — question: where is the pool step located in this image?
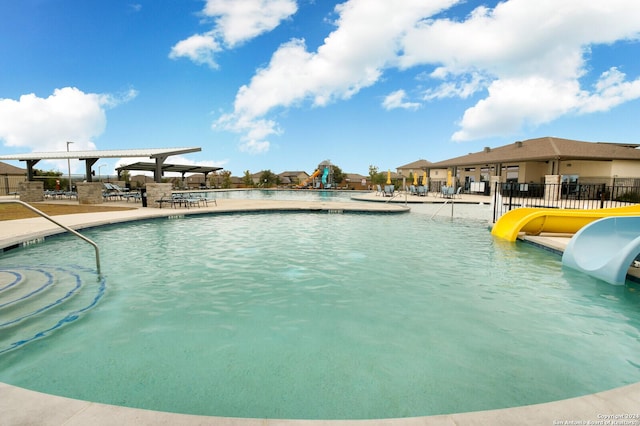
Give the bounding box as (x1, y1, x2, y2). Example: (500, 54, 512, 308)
(0, 265, 105, 355)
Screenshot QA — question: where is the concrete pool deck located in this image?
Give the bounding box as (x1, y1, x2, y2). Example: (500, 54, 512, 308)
(1, 195, 639, 425)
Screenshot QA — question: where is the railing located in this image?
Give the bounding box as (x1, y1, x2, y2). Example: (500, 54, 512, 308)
(492, 182, 640, 222)
(0, 200, 101, 275)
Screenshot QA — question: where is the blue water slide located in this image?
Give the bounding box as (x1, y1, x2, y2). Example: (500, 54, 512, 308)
(321, 167, 329, 185)
(562, 216, 640, 285)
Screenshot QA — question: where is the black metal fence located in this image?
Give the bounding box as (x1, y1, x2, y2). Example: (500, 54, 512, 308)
(492, 182, 640, 222)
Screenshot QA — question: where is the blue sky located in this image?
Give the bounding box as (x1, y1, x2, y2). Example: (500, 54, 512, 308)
(1, 0, 640, 177)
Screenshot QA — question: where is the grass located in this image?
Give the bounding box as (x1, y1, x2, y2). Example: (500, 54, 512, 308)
(0, 203, 136, 221)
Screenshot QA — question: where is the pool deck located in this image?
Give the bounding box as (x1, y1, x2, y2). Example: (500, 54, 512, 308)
(1, 194, 639, 425)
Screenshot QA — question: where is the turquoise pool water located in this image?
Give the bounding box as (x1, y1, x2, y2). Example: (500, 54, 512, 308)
(1, 211, 640, 419)
(193, 188, 360, 202)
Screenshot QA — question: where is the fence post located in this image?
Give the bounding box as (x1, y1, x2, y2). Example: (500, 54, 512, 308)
(508, 182, 514, 211)
(492, 181, 499, 223)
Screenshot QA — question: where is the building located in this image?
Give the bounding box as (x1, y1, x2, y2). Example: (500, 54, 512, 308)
(278, 171, 309, 187)
(396, 159, 432, 179)
(420, 137, 640, 193)
(0, 161, 27, 196)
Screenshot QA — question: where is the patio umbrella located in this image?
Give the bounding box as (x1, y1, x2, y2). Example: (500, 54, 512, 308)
(387, 170, 391, 184)
(413, 173, 418, 185)
(422, 171, 428, 187)
(447, 170, 452, 186)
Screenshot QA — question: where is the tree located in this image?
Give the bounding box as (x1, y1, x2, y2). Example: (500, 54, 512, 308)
(368, 165, 378, 183)
(368, 165, 386, 185)
(34, 169, 63, 190)
(242, 170, 254, 187)
(220, 170, 232, 189)
(259, 170, 278, 187)
(331, 165, 345, 186)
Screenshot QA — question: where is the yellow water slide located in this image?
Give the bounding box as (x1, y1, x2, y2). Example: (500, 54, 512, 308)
(491, 205, 640, 242)
(298, 169, 320, 188)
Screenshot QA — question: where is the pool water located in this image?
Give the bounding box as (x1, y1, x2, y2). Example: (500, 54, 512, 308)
(1, 211, 640, 420)
(196, 188, 360, 202)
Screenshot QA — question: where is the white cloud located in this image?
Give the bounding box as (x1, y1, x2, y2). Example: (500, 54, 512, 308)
(0, 87, 136, 171)
(382, 90, 420, 111)
(170, 0, 297, 67)
(239, 139, 271, 154)
(169, 34, 222, 69)
(578, 67, 640, 114)
(204, 0, 298, 47)
(400, 0, 640, 141)
(216, 0, 456, 152)
(214, 0, 640, 150)
(452, 76, 582, 141)
(423, 72, 486, 100)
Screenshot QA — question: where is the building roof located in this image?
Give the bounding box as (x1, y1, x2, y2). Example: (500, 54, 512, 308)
(397, 159, 432, 169)
(0, 147, 201, 161)
(0, 161, 26, 175)
(279, 171, 308, 177)
(344, 173, 367, 180)
(429, 137, 640, 168)
(0, 147, 203, 183)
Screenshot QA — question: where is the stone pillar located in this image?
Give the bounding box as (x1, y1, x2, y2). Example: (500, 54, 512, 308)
(145, 183, 172, 208)
(77, 182, 104, 204)
(18, 181, 44, 202)
(545, 175, 561, 202)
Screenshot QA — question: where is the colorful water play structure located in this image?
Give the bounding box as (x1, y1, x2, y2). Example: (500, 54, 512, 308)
(562, 216, 640, 285)
(492, 204, 640, 285)
(321, 167, 330, 186)
(490, 204, 640, 242)
(298, 169, 320, 188)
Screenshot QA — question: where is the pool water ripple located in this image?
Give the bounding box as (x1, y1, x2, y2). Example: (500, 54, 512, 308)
(1, 212, 640, 419)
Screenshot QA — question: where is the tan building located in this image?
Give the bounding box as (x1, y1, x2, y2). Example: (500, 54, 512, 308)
(278, 171, 310, 187)
(0, 161, 27, 195)
(396, 159, 432, 179)
(425, 136, 640, 193)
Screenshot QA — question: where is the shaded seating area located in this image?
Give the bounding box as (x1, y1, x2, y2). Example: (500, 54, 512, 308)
(102, 183, 142, 202)
(440, 186, 462, 198)
(44, 190, 77, 200)
(406, 185, 428, 196)
(102, 183, 126, 201)
(156, 193, 215, 209)
(383, 185, 395, 197)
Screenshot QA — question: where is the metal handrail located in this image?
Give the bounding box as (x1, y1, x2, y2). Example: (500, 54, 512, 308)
(0, 200, 101, 275)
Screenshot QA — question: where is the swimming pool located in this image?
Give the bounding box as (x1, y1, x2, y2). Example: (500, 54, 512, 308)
(192, 188, 361, 203)
(1, 210, 640, 420)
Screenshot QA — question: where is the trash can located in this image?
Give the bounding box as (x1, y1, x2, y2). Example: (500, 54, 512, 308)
(141, 189, 147, 207)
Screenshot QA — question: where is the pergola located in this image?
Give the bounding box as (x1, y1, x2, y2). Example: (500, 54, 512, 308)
(0, 147, 201, 183)
(116, 162, 222, 184)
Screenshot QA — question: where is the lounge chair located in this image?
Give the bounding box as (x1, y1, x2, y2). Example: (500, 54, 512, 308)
(383, 185, 394, 197)
(171, 193, 201, 208)
(103, 183, 126, 201)
(376, 184, 383, 196)
(156, 194, 176, 208)
(444, 186, 455, 198)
